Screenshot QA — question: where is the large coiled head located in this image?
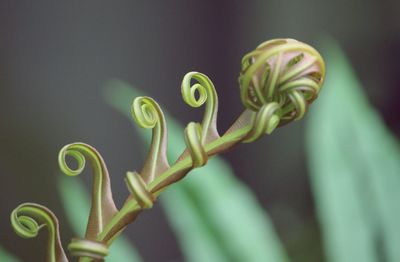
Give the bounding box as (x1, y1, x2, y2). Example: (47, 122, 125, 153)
(239, 38, 325, 131)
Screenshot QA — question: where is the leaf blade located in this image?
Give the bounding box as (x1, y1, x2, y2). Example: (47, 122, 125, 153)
(306, 39, 400, 262)
(0, 246, 20, 262)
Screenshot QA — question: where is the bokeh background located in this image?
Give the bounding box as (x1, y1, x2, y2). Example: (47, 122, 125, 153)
(1, 1, 399, 261)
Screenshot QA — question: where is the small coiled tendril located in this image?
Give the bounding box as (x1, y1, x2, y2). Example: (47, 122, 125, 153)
(58, 143, 118, 260)
(239, 38, 325, 140)
(11, 203, 68, 262)
(125, 171, 154, 209)
(68, 238, 108, 260)
(132, 96, 170, 184)
(58, 143, 118, 240)
(243, 102, 281, 142)
(181, 72, 220, 144)
(184, 122, 208, 167)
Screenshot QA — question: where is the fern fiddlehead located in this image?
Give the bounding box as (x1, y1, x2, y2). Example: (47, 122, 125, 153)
(239, 38, 325, 141)
(131, 96, 170, 184)
(11, 203, 68, 262)
(58, 143, 118, 261)
(11, 38, 325, 261)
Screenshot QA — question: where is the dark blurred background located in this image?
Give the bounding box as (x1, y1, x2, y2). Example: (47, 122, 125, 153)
(0, 1, 399, 261)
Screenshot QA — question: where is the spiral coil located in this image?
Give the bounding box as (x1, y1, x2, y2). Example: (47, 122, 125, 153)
(132, 96, 170, 184)
(125, 171, 154, 209)
(181, 72, 220, 144)
(10, 203, 68, 262)
(58, 143, 118, 240)
(68, 238, 109, 260)
(184, 122, 208, 167)
(239, 38, 325, 137)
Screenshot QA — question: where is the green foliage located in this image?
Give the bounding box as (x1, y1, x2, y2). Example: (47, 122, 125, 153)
(57, 176, 143, 262)
(0, 246, 19, 262)
(307, 39, 400, 262)
(104, 80, 289, 262)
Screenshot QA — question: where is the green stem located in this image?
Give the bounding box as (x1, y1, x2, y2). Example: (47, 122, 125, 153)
(95, 122, 252, 245)
(150, 124, 252, 191)
(97, 200, 139, 242)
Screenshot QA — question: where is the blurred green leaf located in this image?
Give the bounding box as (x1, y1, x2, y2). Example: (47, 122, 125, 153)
(0, 246, 19, 262)
(306, 39, 400, 262)
(57, 175, 143, 262)
(104, 79, 289, 262)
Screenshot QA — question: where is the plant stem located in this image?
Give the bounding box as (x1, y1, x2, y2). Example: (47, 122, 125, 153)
(95, 116, 253, 245)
